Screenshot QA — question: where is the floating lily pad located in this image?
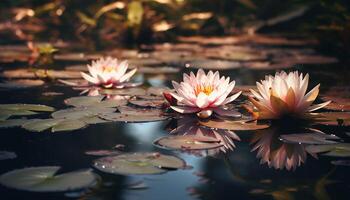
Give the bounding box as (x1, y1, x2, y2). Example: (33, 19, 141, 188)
(99, 88, 146, 96)
(306, 143, 350, 157)
(0, 79, 44, 89)
(53, 53, 101, 61)
(117, 106, 164, 115)
(1, 69, 81, 79)
(0, 104, 55, 112)
(52, 107, 115, 120)
(51, 120, 87, 132)
(310, 112, 350, 126)
(22, 119, 63, 132)
(0, 119, 30, 128)
(0, 151, 17, 160)
(64, 96, 127, 108)
(93, 152, 185, 175)
(129, 99, 165, 108)
(280, 132, 339, 145)
(154, 135, 223, 150)
(0, 167, 98, 192)
(185, 59, 240, 70)
(331, 160, 350, 166)
(138, 66, 180, 74)
(147, 87, 171, 96)
(199, 119, 269, 130)
(100, 113, 168, 123)
(85, 150, 122, 156)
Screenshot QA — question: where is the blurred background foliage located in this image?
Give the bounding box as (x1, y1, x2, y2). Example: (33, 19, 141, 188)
(0, 0, 349, 55)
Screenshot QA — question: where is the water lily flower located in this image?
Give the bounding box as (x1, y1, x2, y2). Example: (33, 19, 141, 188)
(169, 69, 242, 118)
(249, 71, 331, 119)
(81, 57, 137, 88)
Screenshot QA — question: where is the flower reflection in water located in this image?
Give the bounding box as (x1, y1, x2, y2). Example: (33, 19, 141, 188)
(251, 127, 311, 171)
(169, 117, 240, 155)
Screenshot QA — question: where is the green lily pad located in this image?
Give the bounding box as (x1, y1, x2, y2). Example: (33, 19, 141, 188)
(52, 107, 115, 120)
(99, 88, 146, 96)
(93, 152, 186, 175)
(199, 119, 269, 131)
(0, 151, 17, 160)
(129, 99, 165, 108)
(51, 120, 87, 132)
(0, 104, 55, 112)
(64, 96, 127, 108)
(0, 119, 30, 128)
(306, 143, 350, 157)
(22, 119, 63, 132)
(0, 166, 98, 192)
(100, 113, 168, 123)
(154, 135, 223, 150)
(280, 132, 339, 145)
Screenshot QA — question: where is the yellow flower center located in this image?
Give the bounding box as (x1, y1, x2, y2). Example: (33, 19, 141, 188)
(103, 66, 115, 73)
(194, 85, 214, 96)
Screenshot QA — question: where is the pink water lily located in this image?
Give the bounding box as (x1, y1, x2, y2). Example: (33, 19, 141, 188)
(249, 71, 331, 119)
(81, 57, 137, 88)
(169, 69, 242, 118)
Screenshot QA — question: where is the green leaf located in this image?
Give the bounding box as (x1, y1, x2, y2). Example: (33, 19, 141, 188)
(52, 120, 87, 132)
(22, 119, 63, 132)
(0, 104, 55, 112)
(0, 167, 98, 192)
(93, 152, 185, 175)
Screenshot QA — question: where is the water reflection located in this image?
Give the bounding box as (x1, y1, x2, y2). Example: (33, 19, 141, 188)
(251, 127, 310, 171)
(166, 117, 240, 155)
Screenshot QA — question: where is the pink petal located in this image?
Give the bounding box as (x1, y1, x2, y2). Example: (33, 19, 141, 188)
(307, 101, 331, 112)
(170, 106, 200, 113)
(81, 72, 99, 84)
(195, 92, 210, 108)
(119, 68, 137, 83)
(222, 91, 242, 105)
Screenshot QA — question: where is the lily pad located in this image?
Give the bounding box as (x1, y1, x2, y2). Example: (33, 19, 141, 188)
(51, 120, 87, 132)
(310, 112, 350, 126)
(147, 87, 171, 96)
(199, 119, 269, 131)
(93, 152, 186, 175)
(0, 104, 55, 112)
(0, 151, 17, 160)
(129, 99, 165, 108)
(331, 160, 350, 166)
(185, 59, 240, 70)
(280, 132, 339, 145)
(154, 135, 223, 150)
(100, 113, 168, 123)
(64, 96, 127, 108)
(85, 150, 122, 156)
(0, 119, 30, 128)
(22, 119, 63, 132)
(0, 79, 44, 89)
(138, 66, 180, 74)
(52, 107, 115, 120)
(306, 143, 350, 157)
(0, 167, 98, 192)
(99, 88, 146, 96)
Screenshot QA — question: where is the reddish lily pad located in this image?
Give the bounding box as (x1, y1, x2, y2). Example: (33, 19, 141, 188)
(199, 119, 269, 131)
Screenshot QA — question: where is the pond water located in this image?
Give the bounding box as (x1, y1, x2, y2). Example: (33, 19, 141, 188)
(0, 35, 350, 200)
